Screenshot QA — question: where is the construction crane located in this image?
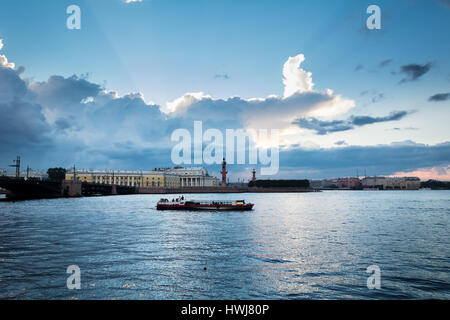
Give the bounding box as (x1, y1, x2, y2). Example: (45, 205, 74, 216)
(8, 156, 20, 178)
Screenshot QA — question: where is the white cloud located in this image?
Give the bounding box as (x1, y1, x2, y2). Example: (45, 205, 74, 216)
(307, 89, 355, 119)
(165, 92, 212, 114)
(25, 52, 352, 144)
(163, 53, 354, 146)
(282, 54, 314, 98)
(0, 55, 14, 69)
(0, 39, 15, 69)
(0, 48, 448, 179)
(125, 0, 142, 3)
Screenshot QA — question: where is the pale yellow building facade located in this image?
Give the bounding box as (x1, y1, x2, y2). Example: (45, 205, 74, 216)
(65, 166, 220, 189)
(65, 170, 180, 188)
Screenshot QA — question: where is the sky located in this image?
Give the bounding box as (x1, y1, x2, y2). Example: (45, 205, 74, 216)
(0, 0, 449, 180)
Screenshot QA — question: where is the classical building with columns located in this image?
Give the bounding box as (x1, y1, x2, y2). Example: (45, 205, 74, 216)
(154, 167, 220, 187)
(65, 170, 179, 188)
(65, 167, 219, 188)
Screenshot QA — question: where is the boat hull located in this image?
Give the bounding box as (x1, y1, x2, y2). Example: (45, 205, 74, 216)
(156, 203, 254, 211)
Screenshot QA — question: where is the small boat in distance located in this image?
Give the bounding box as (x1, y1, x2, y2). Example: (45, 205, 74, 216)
(156, 197, 254, 211)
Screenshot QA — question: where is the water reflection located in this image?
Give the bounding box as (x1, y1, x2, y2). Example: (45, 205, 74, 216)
(0, 191, 449, 299)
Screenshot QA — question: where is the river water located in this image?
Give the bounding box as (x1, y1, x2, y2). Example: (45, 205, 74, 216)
(0, 190, 449, 299)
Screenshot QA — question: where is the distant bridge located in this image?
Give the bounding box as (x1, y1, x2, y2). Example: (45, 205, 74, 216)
(0, 177, 315, 201)
(81, 182, 136, 196)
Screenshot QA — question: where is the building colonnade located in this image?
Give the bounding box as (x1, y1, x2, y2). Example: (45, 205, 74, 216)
(180, 177, 204, 187)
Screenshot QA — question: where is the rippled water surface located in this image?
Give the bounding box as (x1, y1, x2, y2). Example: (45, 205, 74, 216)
(0, 191, 449, 299)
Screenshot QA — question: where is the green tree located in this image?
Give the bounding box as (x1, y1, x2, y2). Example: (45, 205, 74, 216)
(421, 180, 450, 190)
(248, 179, 310, 188)
(47, 167, 67, 181)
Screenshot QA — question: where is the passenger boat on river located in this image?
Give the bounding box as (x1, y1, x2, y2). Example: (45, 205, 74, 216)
(156, 197, 254, 211)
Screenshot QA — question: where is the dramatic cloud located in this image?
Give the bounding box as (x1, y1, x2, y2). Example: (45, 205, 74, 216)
(0, 50, 355, 156)
(399, 62, 432, 83)
(165, 53, 354, 133)
(0, 65, 27, 101)
(276, 141, 450, 179)
(28, 75, 102, 123)
(0, 44, 448, 179)
(0, 99, 51, 147)
(0, 64, 53, 160)
(428, 92, 450, 102)
(164, 89, 355, 137)
(165, 92, 212, 114)
(293, 111, 411, 135)
(293, 118, 352, 135)
(351, 111, 410, 126)
(283, 54, 314, 98)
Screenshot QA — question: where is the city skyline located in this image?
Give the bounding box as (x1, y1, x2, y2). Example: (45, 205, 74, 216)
(0, 0, 449, 180)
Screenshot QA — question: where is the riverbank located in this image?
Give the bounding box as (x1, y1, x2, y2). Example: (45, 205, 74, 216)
(0, 177, 318, 200)
(137, 186, 317, 194)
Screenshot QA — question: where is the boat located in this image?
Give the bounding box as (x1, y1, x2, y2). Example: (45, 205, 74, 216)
(156, 197, 254, 211)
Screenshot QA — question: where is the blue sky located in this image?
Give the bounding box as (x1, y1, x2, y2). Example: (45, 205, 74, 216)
(1, 0, 448, 103)
(0, 0, 449, 180)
